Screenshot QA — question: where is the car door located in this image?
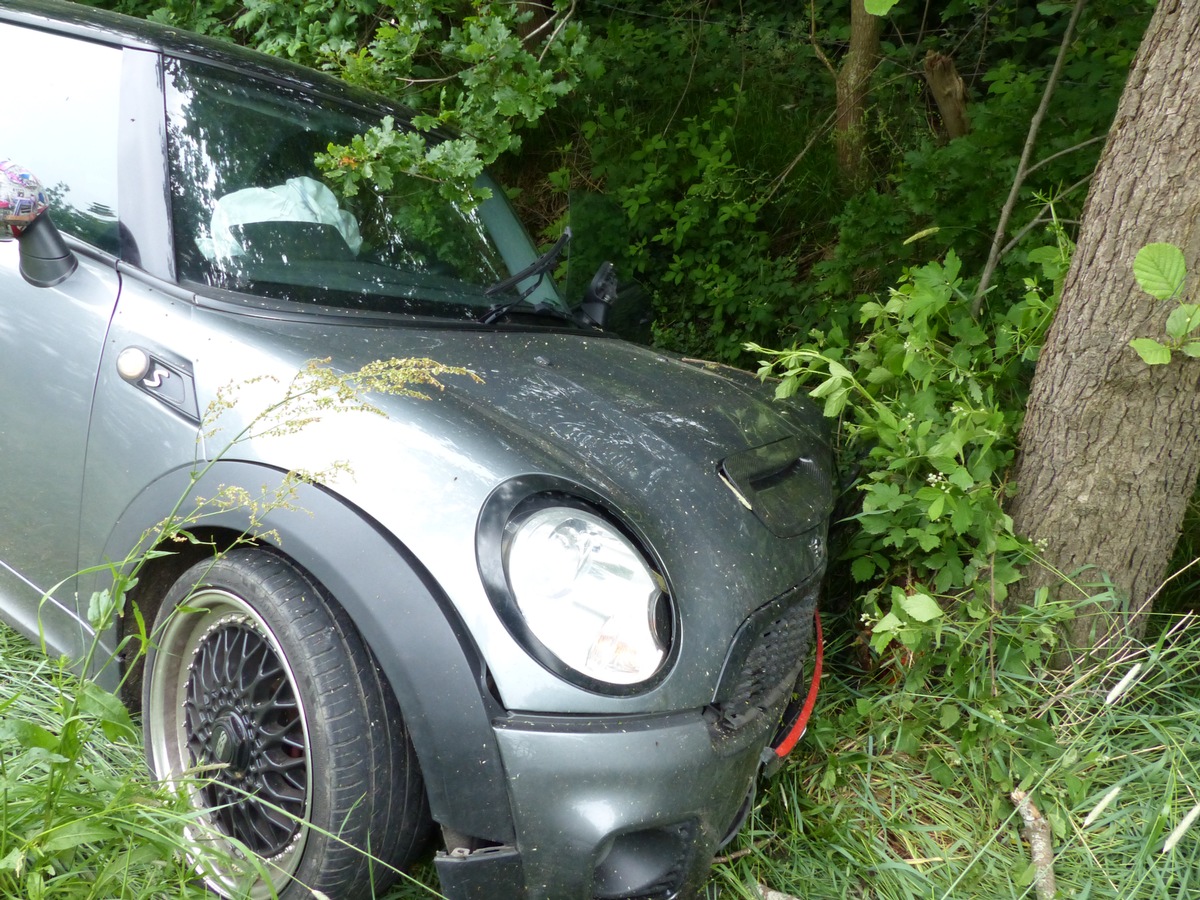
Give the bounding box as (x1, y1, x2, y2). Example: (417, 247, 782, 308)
(0, 22, 124, 652)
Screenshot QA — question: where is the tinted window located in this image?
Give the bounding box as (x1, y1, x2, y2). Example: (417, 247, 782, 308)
(0, 24, 121, 253)
(164, 59, 564, 319)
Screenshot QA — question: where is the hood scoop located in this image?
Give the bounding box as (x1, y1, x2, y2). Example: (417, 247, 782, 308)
(720, 436, 833, 538)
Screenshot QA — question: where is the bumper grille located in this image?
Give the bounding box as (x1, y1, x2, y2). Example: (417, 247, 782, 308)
(707, 582, 818, 746)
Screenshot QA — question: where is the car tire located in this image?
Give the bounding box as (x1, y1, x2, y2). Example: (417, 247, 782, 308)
(142, 548, 431, 899)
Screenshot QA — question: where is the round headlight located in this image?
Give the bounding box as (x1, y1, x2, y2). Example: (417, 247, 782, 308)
(504, 506, 668, 685)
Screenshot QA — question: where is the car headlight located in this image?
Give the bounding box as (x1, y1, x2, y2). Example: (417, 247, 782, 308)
(504, 506, 669, 685)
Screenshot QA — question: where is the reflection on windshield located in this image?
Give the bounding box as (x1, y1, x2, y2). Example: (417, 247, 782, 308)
(164, 59, 565, 320)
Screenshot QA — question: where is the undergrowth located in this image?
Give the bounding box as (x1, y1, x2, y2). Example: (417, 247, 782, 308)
(0, 625, 205, 899)
(715, 606, 1200, 899)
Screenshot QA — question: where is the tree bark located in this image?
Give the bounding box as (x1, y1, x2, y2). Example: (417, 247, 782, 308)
(1008, 0, 1200, 653)
(513, 1, 552, 44)
(835, 0, 883, 189)
(923, 51, 970, 140)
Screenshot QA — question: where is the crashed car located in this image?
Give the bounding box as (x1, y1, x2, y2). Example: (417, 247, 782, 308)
(0, 1, 833, 898)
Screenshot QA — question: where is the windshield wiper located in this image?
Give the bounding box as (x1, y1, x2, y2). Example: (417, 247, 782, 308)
(478, 226, 571, 325)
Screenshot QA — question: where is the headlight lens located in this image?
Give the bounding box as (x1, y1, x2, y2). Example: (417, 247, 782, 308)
(505, 506, 668, 685)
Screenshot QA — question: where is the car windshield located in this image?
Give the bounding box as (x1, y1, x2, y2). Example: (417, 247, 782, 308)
(164, 59, 566, 320)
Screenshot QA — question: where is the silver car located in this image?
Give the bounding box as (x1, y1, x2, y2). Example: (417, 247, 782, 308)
(0, 1, 833, 898)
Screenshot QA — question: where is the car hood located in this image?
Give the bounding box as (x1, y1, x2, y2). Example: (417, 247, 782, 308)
(434, 331, 830, 524)
(206, 319, 833, 712)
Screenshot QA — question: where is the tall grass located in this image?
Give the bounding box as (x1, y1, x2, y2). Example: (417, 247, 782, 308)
(0, 625, 207, 899)
(5, 602, 1200, 900)
(714, 611, 1200, 899)
(0, 621, 450, 900)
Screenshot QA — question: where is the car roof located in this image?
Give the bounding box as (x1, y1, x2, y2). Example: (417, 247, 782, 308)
(0, 0, 410, 118)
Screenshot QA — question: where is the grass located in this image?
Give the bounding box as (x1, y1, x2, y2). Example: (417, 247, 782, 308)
(0, 625, 207, 900)
(3, 610, 1200, 900)
(713, 612, 1200, 899)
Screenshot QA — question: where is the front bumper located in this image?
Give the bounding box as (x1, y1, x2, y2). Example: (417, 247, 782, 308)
(437, 708, 762, 900)
(434, 605, 824, 900)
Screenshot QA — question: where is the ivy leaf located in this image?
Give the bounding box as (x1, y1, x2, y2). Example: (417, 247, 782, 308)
(1133, 243, 1187, 301)
(1130, 338, 1172, 365)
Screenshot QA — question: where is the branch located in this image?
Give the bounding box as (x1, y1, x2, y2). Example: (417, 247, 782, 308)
(973, 0, 1089, 314)
(537, 0, 578, 64)
(998, 174, 1092, 257)
(763, 109, 838, 203)
(1011, 790, 1058, 900)
(809, 0, 838, 80)
(1023, 134, 1107, 179)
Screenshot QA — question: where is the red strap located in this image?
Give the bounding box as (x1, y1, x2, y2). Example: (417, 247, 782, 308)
(773, 609, 823, 758)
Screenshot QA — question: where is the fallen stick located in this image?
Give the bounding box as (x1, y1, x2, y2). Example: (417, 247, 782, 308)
(1011, 789, 1057, 900)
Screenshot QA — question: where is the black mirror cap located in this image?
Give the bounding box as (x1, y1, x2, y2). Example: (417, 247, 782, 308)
(17, 213, 78, 288)
(578, 261, 618, 329)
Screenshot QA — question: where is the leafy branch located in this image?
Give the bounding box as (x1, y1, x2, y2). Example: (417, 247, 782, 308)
(1129, 242, 1200, 364)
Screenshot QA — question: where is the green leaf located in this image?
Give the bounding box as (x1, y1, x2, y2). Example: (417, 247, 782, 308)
(898, 591, 944, 623)
(86, 588, 117, 630)
(1026, 246, 1060, 266)
(870, 612, 903, 654)
(851, 556, 877, 582)
(79, 682, 137, 742)
(1133, 242, 1187, 301)
(939, 704, 961, 729)
(1166, 304, 1200, 340)
(948, 467, 975, 491)
(1182, 342, 1200, 358)
(1130, 338, 1172, 365)
(40, 821, 119, 854)
(927, 495, 945, 520)
(863, 0, 900, 14)
(0, 720, 58, 752)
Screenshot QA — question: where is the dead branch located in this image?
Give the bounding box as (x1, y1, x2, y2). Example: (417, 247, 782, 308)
(1011, 789, 1058, 900)
(923, 51, 971, 139)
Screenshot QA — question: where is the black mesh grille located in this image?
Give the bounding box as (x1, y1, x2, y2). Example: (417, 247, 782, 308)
(707, 583, 818, 743)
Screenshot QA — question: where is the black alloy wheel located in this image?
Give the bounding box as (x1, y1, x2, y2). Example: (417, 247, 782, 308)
(143, 549, 431, 899)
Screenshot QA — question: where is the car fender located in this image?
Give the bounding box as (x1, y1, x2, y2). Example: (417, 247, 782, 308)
(90, 458, 515, 843)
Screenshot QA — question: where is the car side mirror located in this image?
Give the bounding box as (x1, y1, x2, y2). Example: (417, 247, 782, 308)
(577, 261, 618, 329)
(1, 161, 78, 288)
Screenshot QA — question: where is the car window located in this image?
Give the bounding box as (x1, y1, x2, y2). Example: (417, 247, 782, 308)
(164, 59, 564, 320)
(0, 24, 121, 254)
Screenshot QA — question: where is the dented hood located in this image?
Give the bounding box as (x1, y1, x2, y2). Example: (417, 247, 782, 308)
(428, 329, 834, 544)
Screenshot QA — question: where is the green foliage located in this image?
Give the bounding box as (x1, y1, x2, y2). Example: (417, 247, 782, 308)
(91, 0, 589, 203)
(0, 625, 207, 899)
(750, 231, 1067, 622)
(1129, 242, 1200, 364)
(715, 607, 1200, 899)
(592, 95, 806, 360)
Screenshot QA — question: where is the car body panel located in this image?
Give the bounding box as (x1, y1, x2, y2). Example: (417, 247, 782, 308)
(0, 246, 119, 650)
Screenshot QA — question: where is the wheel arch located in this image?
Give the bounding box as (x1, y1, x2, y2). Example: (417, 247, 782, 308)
(92, 459, 516, 844)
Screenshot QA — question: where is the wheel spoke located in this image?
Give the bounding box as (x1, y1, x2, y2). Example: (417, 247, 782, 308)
(182, 617, 309, 858)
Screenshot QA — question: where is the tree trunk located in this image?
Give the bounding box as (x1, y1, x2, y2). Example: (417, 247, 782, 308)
(1008, 0, 1200, 654)
(835, 0, 883, 189)
(514, 1, 552, 44)
(923, 51, 970, 139)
